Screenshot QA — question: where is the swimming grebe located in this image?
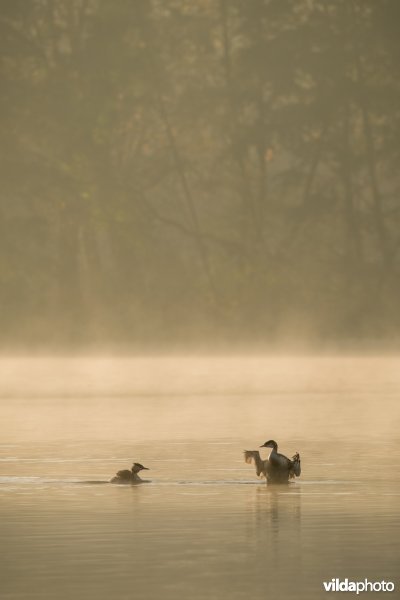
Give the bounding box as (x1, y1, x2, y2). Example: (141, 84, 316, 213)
(244, 440, 301, 484)
(110, 462, 150, 484)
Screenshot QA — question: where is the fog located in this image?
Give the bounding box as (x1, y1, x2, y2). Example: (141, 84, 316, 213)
(1, 1, 400, 351)
(1, 355, 399, 443)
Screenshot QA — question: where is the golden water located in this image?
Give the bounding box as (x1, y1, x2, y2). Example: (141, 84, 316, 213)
(1, 357, 399, 599)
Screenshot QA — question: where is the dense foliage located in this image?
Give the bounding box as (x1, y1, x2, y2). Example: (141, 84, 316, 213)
(1, 0, 399, 348)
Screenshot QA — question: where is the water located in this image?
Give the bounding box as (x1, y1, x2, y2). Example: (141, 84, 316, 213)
(0, 356, 399, 599)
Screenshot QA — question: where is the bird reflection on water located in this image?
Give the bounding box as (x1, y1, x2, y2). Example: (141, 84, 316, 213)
(246, 484, 303, 589)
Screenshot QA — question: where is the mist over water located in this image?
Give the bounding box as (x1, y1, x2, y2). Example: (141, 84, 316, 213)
(1, 356, 399, 599)
(1, 355, 399, 442)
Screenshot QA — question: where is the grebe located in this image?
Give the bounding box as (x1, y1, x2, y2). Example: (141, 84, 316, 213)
(244, 440, 301, 484)
(110, 462, 150, 484)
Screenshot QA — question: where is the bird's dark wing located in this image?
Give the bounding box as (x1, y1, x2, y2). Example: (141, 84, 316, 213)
(115, 469, 132, 480)
(289, 453, 301, 477)
(244, 450, 267, 477)
(244, 450, 260, 465)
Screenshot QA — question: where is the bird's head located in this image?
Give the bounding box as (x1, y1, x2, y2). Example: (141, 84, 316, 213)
(260, 440, 278, 450)
(132, 462, 150, 473)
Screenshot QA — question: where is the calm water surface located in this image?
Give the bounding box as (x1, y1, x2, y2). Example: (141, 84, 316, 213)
(0, 356, 399, 599)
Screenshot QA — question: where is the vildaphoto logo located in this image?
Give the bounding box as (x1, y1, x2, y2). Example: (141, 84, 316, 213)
(323, 579, 395, 594)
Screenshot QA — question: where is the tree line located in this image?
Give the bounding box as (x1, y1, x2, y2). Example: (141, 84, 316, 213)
(1, 0, 399, 348)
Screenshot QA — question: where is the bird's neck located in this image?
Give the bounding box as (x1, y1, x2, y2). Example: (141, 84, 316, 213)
(131, 472, 142, 481)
